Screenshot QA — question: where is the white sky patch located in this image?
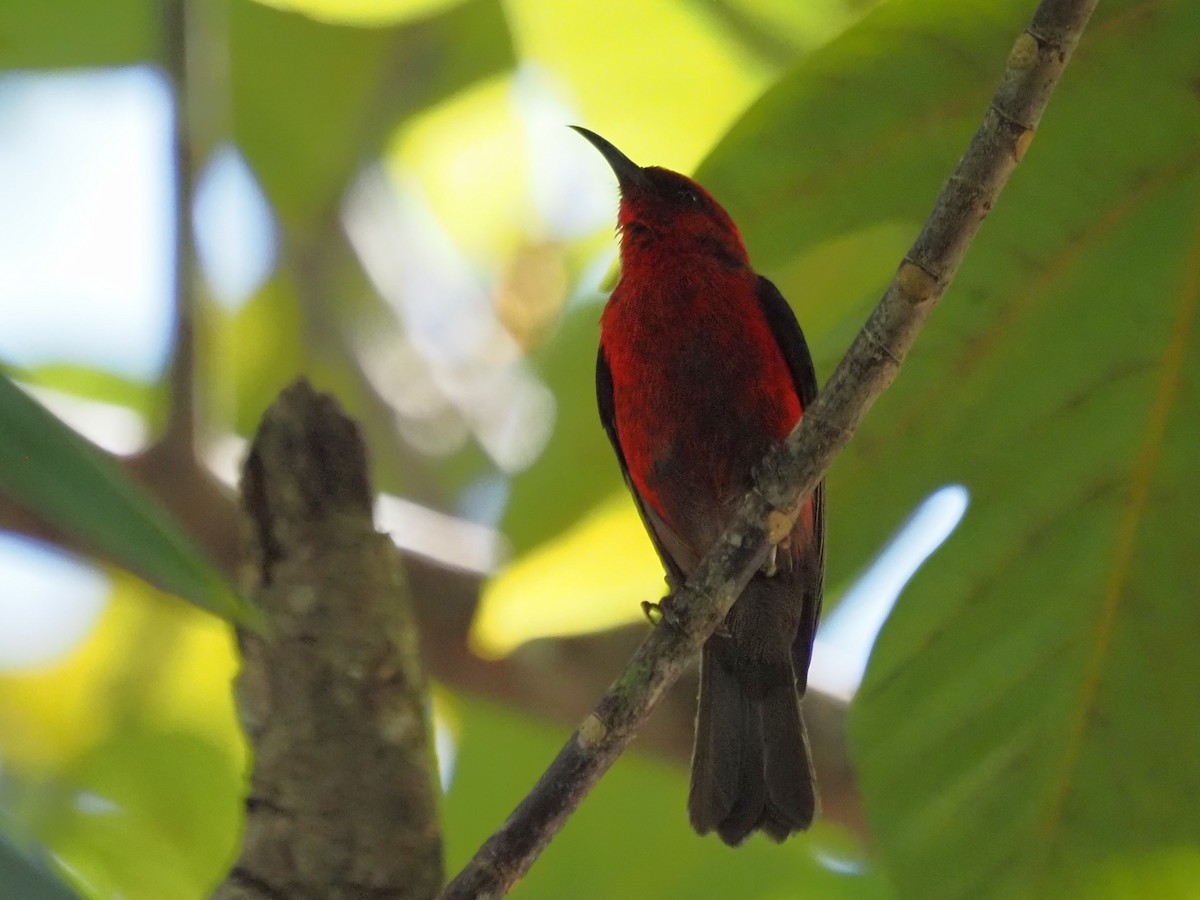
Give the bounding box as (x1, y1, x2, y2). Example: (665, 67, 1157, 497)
(193, 144, 278, 309)
(375, 493, 503, 575)
(0, 66, 174, 382)
(810, 485, 969, 702)
(811, 843, 868, 876)
(72, 791, 122, 817)
(434, 710, 457, 794)
(0, 534, 110, 670)
(514, 63, 616, 239)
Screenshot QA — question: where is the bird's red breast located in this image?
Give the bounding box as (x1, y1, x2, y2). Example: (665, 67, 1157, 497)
(600, 252, 803, 554)
(578, 126, 824, 843)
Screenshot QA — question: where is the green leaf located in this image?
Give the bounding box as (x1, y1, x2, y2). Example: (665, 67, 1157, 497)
(503, 303, 621, 555)
(0, 0, 154, 69)
(229, 0, 515, 231)
(0, 363, 160, 421)
(0, 374, 248, 621)
(444, 695, 896, 900)
(39, 728, 243, 900)
(694, 0, 1200, 896)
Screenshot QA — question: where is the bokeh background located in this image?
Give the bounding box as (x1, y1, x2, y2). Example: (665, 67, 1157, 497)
(1, 0, 1198, 897)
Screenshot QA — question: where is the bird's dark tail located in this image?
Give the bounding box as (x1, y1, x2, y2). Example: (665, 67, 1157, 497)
(688, 640, 816, 845)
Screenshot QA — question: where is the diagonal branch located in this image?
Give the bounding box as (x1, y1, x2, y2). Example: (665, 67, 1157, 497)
(440, 0, 1099, 896)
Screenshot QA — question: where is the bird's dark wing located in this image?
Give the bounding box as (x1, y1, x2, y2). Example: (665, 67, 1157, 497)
(597, 347, 691, 588)
(755, 276, 826, 692)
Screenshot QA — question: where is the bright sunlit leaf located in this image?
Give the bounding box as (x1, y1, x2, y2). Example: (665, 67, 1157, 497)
(0, 573, 243, 770)
(387, 74, 532, 265)
(251, 0, 462, 25)
(472, 493, 661, 658)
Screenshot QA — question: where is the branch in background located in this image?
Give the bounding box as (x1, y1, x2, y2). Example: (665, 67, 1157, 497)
(160, 0, 199, 462)
(441, 0, 1099, 895)
(129, 0, 247, 572)
(0, 467, 866, 837)
(214, 380, 442, 900)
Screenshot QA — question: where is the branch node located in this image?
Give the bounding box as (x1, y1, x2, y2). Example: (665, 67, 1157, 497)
(1016, 128, 1037, 162)
(1007, 31, 1040, 70)
(988, 102, 1033, 136)
(896, 259, 939, 306)
(578, 714, 608, 748)
(766, 509, 795, 546)
(861, 321, 903, 369)
(1025, 24, 1057, 53)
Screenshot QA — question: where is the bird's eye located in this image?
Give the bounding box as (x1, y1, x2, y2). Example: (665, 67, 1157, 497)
(680, 188, 701, 206)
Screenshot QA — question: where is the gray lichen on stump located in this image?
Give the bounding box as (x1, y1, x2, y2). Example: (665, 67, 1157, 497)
(215, 379, 442, 900)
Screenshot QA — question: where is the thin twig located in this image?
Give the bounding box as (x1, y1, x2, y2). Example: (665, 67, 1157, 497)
(440, 0, 1098, 896)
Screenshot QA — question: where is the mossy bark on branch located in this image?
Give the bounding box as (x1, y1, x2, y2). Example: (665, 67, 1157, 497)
(215, 379, 442, 900)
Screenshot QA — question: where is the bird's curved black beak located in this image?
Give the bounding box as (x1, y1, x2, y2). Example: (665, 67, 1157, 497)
(570, 126, 649, 194)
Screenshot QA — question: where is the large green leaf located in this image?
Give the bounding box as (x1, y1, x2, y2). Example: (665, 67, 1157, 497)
(0, 374, 248, 620)
(694, 0, 1200, 896)
(444, 695, 896, 900)
(228, 0, 515, 231)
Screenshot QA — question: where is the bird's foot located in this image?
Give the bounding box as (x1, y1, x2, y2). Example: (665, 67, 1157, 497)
(642, 596, 683, 630)
(643, 596, 732, 639)
(763, 545, 778, 577)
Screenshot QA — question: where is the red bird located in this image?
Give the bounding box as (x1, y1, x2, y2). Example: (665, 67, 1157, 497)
(575, 127, 825, 845)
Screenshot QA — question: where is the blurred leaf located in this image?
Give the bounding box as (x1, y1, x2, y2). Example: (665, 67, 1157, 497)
(0, 572, 243, 770)
(39, 728, 242, 900)
(444, 695, 896, 900)
(0, 374, 248, 621)
(1079, 847, 1200, 900)
(253, 0, 465, 25)
(703, 0, 882, 60)
(1, 577, 244, 899)
(0, 364, 159, 422)
(0, 0, 154, 69)
(229, 0, 515, 231)
(472, 493, 660, 657)
(688, 0, 1200, 896)
(503, 0, 864, 172)
(502, 302, 618, 553)
(0, 830, 77, 900)
(386, 73, 534, 266)
(206, 275, 305, 437)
